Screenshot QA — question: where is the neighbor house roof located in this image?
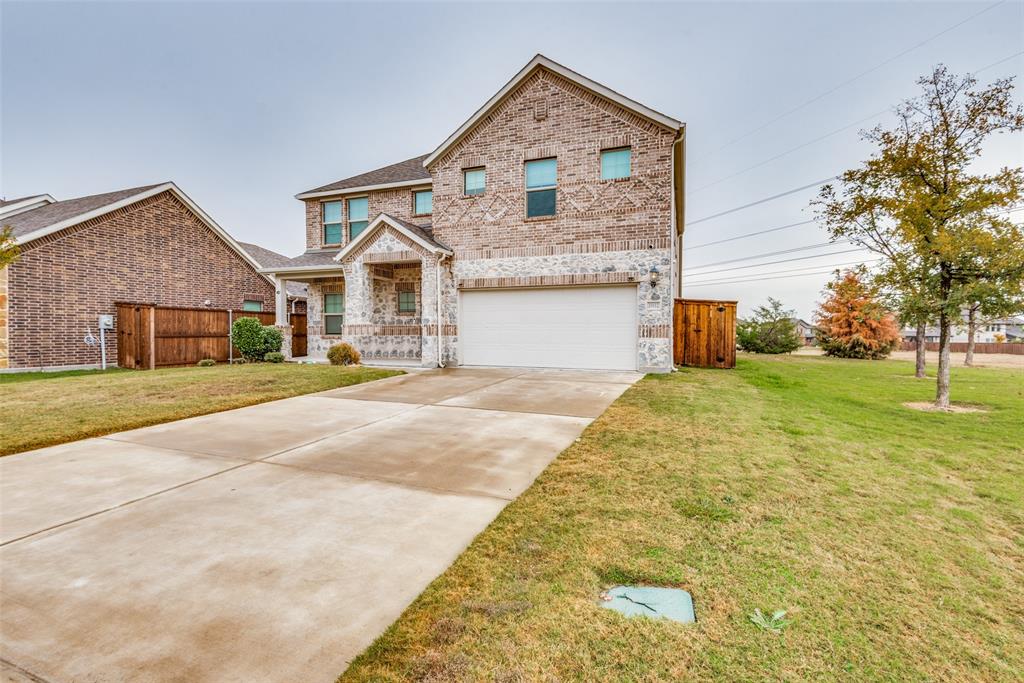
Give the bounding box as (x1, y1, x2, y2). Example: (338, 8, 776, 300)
(424, 54, 683, 168)
(238, 242, 309, 300)
(296, 154, 432, 200)
(3, 185, 161, 241)
(0, 194, 54, 208)
(4, 182, 273, 287)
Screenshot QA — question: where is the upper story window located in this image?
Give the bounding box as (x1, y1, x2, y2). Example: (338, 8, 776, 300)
(464, 168, 486, 196)
(348, 197, 368, 240)
(413, 190, 432, 216)
(322, 201, 343, 245)
(601, 147, 632, 180)
(525, 158, 557, 218)
(324, 292, 344, 334)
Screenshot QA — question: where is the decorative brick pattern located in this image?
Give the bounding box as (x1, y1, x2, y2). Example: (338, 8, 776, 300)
(459, 237, 670, 261)
(6, 191, 275, 369)
(343, 324, 421, 336)
(639, 324, 671, 338)
(458, 271, 640, 290)
(363, 250, 420, 263)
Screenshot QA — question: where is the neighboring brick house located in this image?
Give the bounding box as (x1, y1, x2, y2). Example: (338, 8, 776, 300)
(237, 242, 308, 313)
(263, 55, 685, 372)
(0, 183, 275, 370)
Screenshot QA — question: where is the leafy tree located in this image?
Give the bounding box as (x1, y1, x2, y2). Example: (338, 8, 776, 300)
(815, 268, 901, 360)
(0, 226, 19, 269)
(814, 65, 1024, 407)
(737, 298, 802, 354)
(960, 282, 1023, 366)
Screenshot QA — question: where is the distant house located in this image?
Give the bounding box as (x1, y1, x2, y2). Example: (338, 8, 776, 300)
(901, 313, 1024, 344)
(792, 319, 819, 346)
(1, 183, 275, 371)
(237, 242, 307, 313)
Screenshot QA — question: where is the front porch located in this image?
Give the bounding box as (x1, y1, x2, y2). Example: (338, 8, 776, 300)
(264, 213, 454, 368)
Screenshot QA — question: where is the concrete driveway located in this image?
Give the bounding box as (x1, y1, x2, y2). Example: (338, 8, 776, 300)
(0, 367, 639, 683)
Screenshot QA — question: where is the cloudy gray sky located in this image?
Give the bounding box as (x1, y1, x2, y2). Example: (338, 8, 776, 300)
(2, 0, 1022, 319)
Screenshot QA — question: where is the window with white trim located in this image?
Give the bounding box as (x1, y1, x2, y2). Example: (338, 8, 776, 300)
(525, 158, 556, 217)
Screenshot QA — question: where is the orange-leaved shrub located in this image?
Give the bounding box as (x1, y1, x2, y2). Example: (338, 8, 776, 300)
(815, 269, 901, 359)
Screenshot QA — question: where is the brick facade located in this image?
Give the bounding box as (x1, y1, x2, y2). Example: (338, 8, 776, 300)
(304, 186, 432, 251)
(281, 59, 680, 372)
(5, 191, 275, 369)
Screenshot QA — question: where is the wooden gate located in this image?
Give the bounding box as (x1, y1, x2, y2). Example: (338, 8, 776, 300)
(291, 313, 307, 357)
(673, 298, 737, 369)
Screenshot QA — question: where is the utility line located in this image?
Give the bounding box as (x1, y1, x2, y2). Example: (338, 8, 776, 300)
(693, 0, 1008, 161)
(685, 258, 883, 283)
(687, 247, 870, 276)
(685, 220, 816, 250)
(688, 177, 837, 226)
(688, 240, 853, 270)
(684, 267, 875, 288)
(691, 48, 1022, 195)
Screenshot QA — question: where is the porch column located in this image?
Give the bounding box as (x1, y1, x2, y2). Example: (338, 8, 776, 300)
(274, 276, 289, 326)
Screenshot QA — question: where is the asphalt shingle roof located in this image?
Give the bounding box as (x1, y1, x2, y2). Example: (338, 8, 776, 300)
(0, 194, 48, 208)
(300, 155, 431, 196)
(3, 184, 163, 240)
(238, 242, 311, 299)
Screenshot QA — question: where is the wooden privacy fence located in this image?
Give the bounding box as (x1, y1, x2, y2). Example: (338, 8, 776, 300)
(674, 298, 737, 369)
(116, 303, 306, 369)
(899, 341, 1024, 355)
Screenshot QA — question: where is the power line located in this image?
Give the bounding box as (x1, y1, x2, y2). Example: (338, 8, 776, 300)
(686, 257, 883, 283)
(685, 220, 816, 250)
(688, 177, 838, 226)
(688, 240, 852, 270)
(687, 247, 870, 276)
(684, 267, 875, 288)
(691, 48, 1023, 196)
(693, 1, 1008, 161)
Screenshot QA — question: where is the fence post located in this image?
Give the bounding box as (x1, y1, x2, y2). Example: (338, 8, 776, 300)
(148, 306, 156, 370)
(228, 309, 233, 364)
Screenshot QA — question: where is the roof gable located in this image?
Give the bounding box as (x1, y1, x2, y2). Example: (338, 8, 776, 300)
(8, 182, 272, 287)
(334, 213, 451, 263)
(424, 54, 682, 169)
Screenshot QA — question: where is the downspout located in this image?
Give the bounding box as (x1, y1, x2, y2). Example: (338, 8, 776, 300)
(435, 253, 447, 368)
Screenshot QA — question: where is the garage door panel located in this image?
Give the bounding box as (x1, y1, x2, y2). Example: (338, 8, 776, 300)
(460, 286, 637, 371)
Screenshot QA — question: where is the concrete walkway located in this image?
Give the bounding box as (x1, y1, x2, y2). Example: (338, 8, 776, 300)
(0, 367, 639, 683)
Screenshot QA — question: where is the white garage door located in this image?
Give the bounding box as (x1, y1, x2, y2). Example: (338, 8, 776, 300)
(460, 286, 637, 370)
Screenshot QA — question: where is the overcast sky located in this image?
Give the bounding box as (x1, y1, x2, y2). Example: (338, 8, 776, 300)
(2, 0, 1022, 319)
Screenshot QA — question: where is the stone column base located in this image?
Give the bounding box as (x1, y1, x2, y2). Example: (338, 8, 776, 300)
(276, 325, 293, 360)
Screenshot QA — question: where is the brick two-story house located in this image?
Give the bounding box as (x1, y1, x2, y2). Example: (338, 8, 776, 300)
(0, 183, 276, 370)
(263, 55, 685, 372)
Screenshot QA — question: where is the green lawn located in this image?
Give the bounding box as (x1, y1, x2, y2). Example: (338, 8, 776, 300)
(342, 355, 1024, 682)
(0, 363, 400, 456)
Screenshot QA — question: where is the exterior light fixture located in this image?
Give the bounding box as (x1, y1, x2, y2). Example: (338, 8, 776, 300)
(649, 266, 660, 286)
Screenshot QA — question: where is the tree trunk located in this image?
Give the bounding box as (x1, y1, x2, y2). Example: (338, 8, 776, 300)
(915, 323, 927, 378)
(964, 307, 977, 367)
(935, 269, 952, 409)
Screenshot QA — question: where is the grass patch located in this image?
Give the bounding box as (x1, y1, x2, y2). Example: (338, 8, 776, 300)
(340, 355, 1024, 682)
(0, 363, 399, 455)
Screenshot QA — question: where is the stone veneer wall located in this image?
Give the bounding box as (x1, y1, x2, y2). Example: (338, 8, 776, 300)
(450, 246, 672, 372)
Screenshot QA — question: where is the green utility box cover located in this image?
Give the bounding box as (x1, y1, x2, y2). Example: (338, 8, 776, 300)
(600, 585, 695, 623)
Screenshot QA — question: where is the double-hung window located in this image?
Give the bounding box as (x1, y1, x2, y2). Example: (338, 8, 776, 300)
(348, 197, 368, 240)
(464, 168, 486, 196)
(398, 290, 417, 315)
(322, 201, 343, 244)
(413, 190, 432, 216)
(525, 158, 557, 217)
(324, 293, 344, 334)
(601, 147, 631, 180)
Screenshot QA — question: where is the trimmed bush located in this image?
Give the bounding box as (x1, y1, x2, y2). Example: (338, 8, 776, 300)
(327, 342, 360, 366)
(264, 351, 285, 363)
(232, 317, 266, 361)
(262, 325, 283, 354)
(197, 358, 216, 367)
(231, 317, 284, 361)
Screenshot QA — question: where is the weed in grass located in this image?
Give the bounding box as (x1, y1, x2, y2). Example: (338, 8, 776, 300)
(672, 496, 736, 522)
(748, 608, 791, 634)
